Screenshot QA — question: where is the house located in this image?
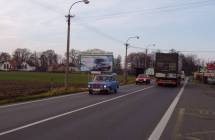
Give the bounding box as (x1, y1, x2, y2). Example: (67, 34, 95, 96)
(0, 61, 12, 71)
(18, 62, 36, 72)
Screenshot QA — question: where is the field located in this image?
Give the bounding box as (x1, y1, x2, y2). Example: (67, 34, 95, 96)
(0, 71, 135, 100)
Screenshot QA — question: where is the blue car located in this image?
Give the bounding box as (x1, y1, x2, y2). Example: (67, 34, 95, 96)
(88, 74, 119, 95)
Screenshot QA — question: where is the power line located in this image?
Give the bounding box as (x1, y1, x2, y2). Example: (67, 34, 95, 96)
(76, 0, 215, 21)
(27, 0, 65, 15)
(179, 50, 215, 53)
(34, 0, 215, 25)
(23, 1, 215, 54)
(77, 19, 124, 45)
(129, 46, 215, 53)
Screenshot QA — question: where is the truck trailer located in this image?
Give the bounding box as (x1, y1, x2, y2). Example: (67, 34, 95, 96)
(155, 53, 182, 86)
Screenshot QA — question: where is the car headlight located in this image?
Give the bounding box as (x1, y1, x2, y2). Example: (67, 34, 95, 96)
(104, 85, 107, 88)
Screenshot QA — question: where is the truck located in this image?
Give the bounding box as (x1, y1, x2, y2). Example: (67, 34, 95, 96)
(155, 53, 182, 86)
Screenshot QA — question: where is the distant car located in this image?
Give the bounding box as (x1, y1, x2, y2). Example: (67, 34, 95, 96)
(136, 74, 150, 85)
(181, 71, 185, 80)
(88, 74, 119, 95)
(92, 58, 111, 71)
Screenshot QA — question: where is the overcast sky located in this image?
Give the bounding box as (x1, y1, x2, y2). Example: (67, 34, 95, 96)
(0, 0, 215, 62)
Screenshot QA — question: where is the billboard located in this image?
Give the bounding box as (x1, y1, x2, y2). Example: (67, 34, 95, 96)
(207, 63, 215, 70)
(80, 54, 113, 72)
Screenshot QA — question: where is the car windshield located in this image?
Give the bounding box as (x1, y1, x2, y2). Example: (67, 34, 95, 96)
(94, 75, 111, 81)
(95, 59, 105, 63)
(138, 75, 147, 78)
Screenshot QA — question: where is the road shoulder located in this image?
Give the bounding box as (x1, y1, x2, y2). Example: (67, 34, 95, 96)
(161, 82, 215, 140)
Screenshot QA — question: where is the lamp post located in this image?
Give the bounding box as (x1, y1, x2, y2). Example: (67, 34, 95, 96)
(124, 36, 140, 84)
(65, 0, 89, 89)
(144, 44, 156, 69)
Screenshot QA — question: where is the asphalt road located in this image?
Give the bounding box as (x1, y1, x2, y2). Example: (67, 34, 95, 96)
(161, 82, 215, 140)
(0, 83, 185, 140)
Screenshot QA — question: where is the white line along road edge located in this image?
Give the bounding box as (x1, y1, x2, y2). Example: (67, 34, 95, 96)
(0, 86, 154, 136)
(148, 78, 188, 140)
(0, 84, 135, 109)
(0, 92, 86, 109)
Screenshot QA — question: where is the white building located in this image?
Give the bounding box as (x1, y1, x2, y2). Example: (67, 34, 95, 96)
(0, 61, 12, 71)
(19, 62, 36, 72)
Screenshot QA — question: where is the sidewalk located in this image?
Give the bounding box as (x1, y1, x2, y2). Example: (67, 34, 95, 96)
(161, 82, 215, 140)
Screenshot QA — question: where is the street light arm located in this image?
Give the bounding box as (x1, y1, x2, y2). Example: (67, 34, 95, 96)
(147, 44, 156, 47)
(126, 36, 140, 44)
(68, 0, 87, 15)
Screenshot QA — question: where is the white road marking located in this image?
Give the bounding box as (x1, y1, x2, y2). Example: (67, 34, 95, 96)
(148, 78, 188, 140)
(0, 84, 136, 109)
(0, 92, 86, 109)
(0, 86, 154, 136)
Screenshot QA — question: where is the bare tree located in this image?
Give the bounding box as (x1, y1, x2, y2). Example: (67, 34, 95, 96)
(180, 54, 199, 75)
(169, 49, 178, 53)
(113, 55, 122, 73)
(0, 52, 11, 62)
(13, 48, 31, 68)
(127, 52, 152, 74)
(43, 50, 58, 65)
(27, 52, 40, 67)
(39, 50, 58, 71)
(69, 49, 81, 67)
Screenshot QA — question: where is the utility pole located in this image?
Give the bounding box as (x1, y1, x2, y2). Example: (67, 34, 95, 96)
(34, 51, 37, 67)
(64, 0, 89, 89)
(65, 15, 73, 89)
(144, 44, 155, 73)
(145, 48, 148, 70)
(124, 43, 129, 84)
(124, 36, 140, 84)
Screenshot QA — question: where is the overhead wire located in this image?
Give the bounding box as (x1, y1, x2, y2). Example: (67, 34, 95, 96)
(25, 0, 215, 53)
(76, 0, 215, 21)
(129, 46, 215, 53)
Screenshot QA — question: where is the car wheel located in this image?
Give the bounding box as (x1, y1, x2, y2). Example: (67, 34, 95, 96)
(114, 88, 118, 94)
(89, 91, 93, 95)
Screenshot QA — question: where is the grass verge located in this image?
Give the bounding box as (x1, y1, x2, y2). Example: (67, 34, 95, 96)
(0, 77, 135, 106)
(0, 87, 87, 106)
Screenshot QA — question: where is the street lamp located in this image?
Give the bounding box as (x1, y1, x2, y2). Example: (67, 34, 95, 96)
(144, 44, 156, 69)
(65, 0, 90, 89)
(124, 36, 140, 84)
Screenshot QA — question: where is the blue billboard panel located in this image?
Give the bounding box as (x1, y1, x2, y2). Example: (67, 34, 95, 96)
(81, 55, 113, 72)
